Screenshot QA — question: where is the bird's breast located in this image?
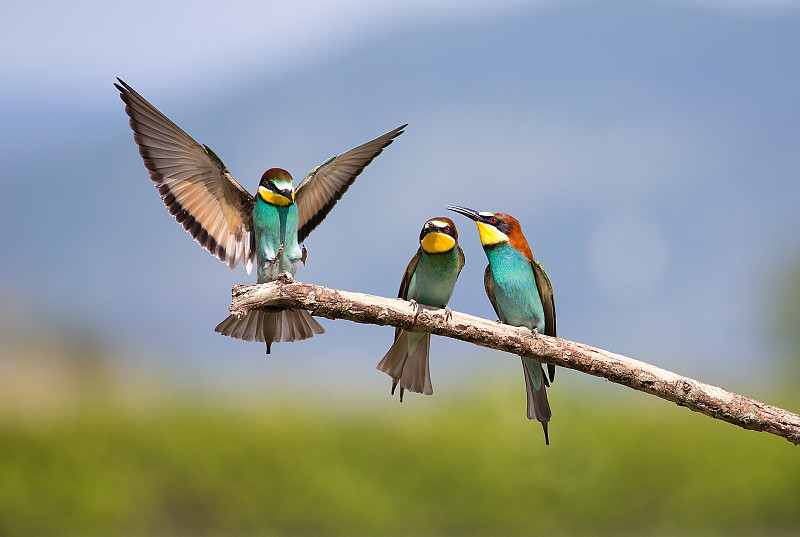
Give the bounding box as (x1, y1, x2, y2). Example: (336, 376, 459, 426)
(486, 246, 544, 330)
(408, 249, 460, 307)
(253, 202, 302, 282)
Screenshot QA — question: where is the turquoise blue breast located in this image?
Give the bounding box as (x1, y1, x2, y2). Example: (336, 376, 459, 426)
(253, 199, 302, 282)
(485, 243, 545, 331)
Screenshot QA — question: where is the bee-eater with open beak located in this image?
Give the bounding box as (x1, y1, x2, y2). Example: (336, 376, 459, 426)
(377, 217, 465, 400)
(116, 78, 405, 353)
(447, 206, 556, 445)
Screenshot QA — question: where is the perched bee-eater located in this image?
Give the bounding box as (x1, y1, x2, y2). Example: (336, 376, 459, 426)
(447, 206, 556, 445)
(116, 78, 405, 353)
(377, 217, 465, 400)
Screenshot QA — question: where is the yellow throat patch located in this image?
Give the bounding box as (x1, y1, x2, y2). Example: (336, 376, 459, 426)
(421, 232, 456, 254)
(476, 221, 509, 246)
(258, 185, 294, 207)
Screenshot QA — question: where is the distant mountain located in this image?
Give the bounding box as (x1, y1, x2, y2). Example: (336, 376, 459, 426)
(2, 1, 798, 385)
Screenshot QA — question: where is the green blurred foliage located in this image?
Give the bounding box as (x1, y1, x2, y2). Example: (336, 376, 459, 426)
(2, 284, 799, 537)
(1, 380, 798, 537)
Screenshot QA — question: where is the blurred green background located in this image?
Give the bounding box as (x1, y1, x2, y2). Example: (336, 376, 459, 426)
(1, 290, 799, 536)
(3, 1, 800, 535)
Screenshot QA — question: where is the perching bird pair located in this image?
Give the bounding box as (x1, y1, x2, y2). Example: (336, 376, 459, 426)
(377, 209, 556, 445)
(116, 79, 556, 444)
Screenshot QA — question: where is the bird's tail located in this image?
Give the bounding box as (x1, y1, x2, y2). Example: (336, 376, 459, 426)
(376, 330, 432, 401)
(215, 308, 324, 353)
(521, 356, 552, 445)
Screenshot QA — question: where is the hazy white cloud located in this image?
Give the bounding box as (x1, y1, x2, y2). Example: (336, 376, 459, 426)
(3, 0, 794, 98)
(1, 0, 538, 97)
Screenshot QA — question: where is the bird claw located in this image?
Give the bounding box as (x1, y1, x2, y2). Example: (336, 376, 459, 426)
(444, 305, 453, 322)
(409, 299, 420, 320)
(531, 327, 540, 339)
(276, 242, 285, 260)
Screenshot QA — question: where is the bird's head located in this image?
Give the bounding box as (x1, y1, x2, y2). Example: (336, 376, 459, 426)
(258, 168, 295, 206)
(446, 206, 532, 258)
(419, 217, 459, 254)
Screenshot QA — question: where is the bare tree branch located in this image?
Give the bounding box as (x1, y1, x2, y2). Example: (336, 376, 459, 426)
(228, 275, 800, 445)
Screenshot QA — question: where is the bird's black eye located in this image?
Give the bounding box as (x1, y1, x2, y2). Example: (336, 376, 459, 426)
(444, 226, 450, 232)
(490, 217, 498, 224)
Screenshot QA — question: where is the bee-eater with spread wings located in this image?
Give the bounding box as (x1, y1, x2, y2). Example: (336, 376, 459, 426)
(116, 78, 405, 352)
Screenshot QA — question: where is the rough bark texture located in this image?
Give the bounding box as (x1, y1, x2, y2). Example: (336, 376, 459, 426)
(228, 275, 800, 445)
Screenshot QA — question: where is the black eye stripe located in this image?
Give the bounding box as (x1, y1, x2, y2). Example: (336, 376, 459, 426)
(483, 216, 510, 235)
(421, 221, 457, 242)
(259, 180, 281, 193)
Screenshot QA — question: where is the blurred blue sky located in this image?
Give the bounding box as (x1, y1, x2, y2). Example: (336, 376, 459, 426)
(1, 0, 799, 394)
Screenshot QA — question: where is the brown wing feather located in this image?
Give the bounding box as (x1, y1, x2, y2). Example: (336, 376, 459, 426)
(294, 124, 406, 243)
(394, 249, 421, 340)
(531, 259, 556, 337)
(116, 78, 255, 272)
(531, 258, 557, 382)
(483, 264, 504, 322)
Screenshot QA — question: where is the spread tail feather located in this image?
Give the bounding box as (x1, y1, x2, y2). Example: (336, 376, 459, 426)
(215, 309, 324, 353)
(377, 331, 433, 398)
(521, 356, 552, 445)
(377, 331, 409, 379)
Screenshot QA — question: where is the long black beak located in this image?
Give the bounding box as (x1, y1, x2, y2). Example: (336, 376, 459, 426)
(280, 188, 295, 204)
(446, 205, 481, 221)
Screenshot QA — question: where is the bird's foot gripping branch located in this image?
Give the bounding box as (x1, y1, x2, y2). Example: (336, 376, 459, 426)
(226, 278, 800, 446)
